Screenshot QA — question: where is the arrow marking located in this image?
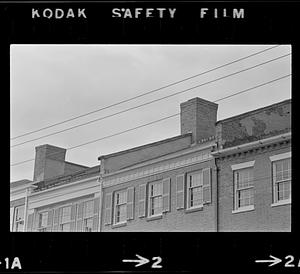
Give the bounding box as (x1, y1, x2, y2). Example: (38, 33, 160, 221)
(255, 255, 282, 267)
(123, 254, 150, 267)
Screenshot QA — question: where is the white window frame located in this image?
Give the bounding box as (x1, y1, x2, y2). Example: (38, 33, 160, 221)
(59, 205, 72, 232)
(113, 189, 128, 225)
(37, 211, 48, 232)
(186, 171, 204, 210)
(13, 205, 25, 232)
(270, 153, 291, 207)
(232, 164, 255, 214)
(83, 200, 94, 232)
(148, 181, 163, 217)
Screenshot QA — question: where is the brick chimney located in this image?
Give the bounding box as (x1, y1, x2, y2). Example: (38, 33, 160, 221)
(180, 97, 218, 143)
(33, 144, 66, 182)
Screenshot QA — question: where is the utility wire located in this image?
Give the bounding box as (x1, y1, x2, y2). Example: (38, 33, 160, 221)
(11, 45, 280, 141)
(11, 53, 291, 148)
(10, 73, 291, 167)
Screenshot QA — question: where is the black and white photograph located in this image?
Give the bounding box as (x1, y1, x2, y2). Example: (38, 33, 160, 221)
(10, 44, 291, 232)
(3, 1, 299, 273)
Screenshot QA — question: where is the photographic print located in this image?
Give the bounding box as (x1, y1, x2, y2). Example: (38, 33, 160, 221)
(3, 1, 298, 273)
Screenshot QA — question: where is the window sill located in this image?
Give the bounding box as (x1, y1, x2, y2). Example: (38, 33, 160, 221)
(232, 205, 254, 214)
(185, 205, 203, 213)
(112, 221, 127, 228)
(146, 214, 163, 221)
(271, 199, 291, 207)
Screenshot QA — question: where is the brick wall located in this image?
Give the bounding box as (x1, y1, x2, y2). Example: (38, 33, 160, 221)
(217, 143, 291, 232)
(180, 97, 218, 143)
(101, 158, 217, 232)
(216, 99, 291, 149)
(101, 134, 192, 173)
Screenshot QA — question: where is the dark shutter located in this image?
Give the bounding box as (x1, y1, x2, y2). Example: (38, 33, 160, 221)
(176, 174, 185, 209)
(138, 184, 147, 218)
(162, 178, 171, 212)
(92, 197, 100, 231)
(46, 210, 54, 232)
(203, 168, 212, 204)
(76, 202, 84, 232)
(104, 193, 113, 225)
(52, 208, 60, 232)
(27, 213, 34, 232)
(70, 204, 77, 232)
(127, 187, 135, 220)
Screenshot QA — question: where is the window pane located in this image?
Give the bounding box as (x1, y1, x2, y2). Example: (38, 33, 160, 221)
(277, 181, 291, 201)
(190, 173, 201, 187)
(152, 196, 162, 215)
(236, 168, 253, 188)
(84, 201, 94, 218)
(61, 206, 71, 223)
(238, 188, 254, 207)
(190, 186, 203, 207)
(39, 212, 48, 228)
(61, 223, 71, 232)
(15, 206, 24, 221)
(84, 218, 93, 232)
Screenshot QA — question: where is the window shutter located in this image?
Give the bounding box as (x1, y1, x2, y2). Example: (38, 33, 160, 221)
(138, 184, 147, 218)
(70, 204, 77, 232)
(272, 163, 277, 203)
(46, 210, 54, 232)
(27, 213, 34, 232)
(76, 202, 84, 232)
(176, 174, 185, 209)
(203, 168, 212, 204)
(162, 178, 171, 212)
(33, 212, 40, 231)
(104, 193, 113, 225)
(127, 187, 135, 220)
(52, 208, 60, 232)
(92, 197, 100, 231)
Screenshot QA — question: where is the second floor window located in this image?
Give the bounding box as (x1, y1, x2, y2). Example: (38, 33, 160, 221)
(148, 181, 163, 216)
(14, 205, 25, 232)
(234, 168, 254, 210)
(114, 190, 127, 224)
(83, 200, 94, 232)
(273, 158, 291, 203)
(38, 212, 48, 232)
(187, 172, 203, 208)
(60, 206, 71, 232)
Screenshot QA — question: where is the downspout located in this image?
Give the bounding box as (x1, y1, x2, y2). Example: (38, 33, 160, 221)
(98, 174, 103, 232)
(23, 188, 29, 232)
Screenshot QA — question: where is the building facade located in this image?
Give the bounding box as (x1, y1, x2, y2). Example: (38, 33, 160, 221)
(213, 99, 291, 231)
(10, 97, 292, 232)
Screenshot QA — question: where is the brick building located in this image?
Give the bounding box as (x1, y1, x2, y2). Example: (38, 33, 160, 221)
(212, 99, 291, 231)
(10, 97, 291, 232)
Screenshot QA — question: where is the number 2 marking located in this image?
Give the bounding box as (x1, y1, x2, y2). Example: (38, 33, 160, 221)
(151, 257, 162, 268)
(285, 255, 295, 267)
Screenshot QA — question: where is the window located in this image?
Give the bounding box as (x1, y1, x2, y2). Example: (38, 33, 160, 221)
(114, 190, 127, 224)
(187, 172, 203, 208)
(234, 168, 254, 210)
(83, 200, 94, 232)
(38, 212, 48, 232)
(14, 205, 25, 232)
(60, 206, 71, 232)
(148, 181, 163, 216)
(273, 158, 291, 203)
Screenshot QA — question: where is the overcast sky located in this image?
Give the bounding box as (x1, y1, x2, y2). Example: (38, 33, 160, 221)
(10, 45, 291, 182)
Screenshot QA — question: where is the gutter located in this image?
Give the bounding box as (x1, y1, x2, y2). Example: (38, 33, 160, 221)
(211, 132, 291, 157)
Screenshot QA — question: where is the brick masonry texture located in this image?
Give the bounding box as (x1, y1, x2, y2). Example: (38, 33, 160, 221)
(217, 100, 291, 149)
(217, 144, 291, 232)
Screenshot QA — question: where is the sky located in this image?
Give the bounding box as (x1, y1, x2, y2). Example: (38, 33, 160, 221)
(10, 45, 291, 182)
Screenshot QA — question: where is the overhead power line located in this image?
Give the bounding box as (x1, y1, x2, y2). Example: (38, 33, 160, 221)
(11, 45, 280, 141)
(10, 52, 291, 148)
(10, 73, 291, 167)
